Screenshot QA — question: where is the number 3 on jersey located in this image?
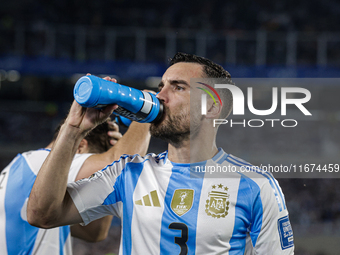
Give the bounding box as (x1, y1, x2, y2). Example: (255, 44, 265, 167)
(169, 222, 188, 255)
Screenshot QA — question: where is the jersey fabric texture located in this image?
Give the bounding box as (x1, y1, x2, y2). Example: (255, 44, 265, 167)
(67, 148, 294, 255)
(0, 149, 92, 255)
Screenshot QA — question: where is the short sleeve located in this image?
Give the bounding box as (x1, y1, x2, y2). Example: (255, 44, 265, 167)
(247, 178, 294, 254)
(67, 155, 131, 225)
(67, 153, 93, 183)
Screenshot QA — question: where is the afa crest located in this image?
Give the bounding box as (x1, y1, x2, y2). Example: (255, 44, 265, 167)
(205, 184, 230, 218)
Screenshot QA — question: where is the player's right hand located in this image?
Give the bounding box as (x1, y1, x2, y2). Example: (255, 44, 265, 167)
(65, 74, 120, 135)
(66, 100, 117, 136)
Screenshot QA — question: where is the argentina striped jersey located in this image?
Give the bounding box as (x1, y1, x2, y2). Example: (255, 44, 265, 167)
(0, 149, 92, 255)
(67, 148, 294, 255)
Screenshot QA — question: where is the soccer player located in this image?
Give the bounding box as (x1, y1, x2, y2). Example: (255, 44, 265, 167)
(27, 53, 294, 254)
(0, 78, 151, 255)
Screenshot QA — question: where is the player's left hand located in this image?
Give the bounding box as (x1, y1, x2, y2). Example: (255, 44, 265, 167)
(107, 120, 122, 146)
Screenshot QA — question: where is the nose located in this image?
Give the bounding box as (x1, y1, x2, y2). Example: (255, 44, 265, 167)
(156, 86, 170, 104)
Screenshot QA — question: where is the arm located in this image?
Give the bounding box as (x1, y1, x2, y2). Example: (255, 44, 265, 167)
(75, 121, 150, 180)
(75, 76, 151, 180)
(248, 179, 294, 254)
(71, 120, 151, 241)
(27, 100, 116, 228)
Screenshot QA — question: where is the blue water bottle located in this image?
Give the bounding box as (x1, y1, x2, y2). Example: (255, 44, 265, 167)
(73, 75, 163, 124)
(114, 115, 132, 127)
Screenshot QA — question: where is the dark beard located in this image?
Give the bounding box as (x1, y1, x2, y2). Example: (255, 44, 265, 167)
(150, 106, 190, 147)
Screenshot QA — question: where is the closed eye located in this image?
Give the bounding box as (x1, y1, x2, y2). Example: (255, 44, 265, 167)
(157, 80, 189, 92)
(158, 82, 164, 92)
(175, 85, 185, 91)
(170, 80, 189, 92)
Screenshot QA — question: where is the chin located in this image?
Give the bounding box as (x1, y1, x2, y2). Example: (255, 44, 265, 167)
(150, 122, 166, 138)
(151, 114, 167, 131)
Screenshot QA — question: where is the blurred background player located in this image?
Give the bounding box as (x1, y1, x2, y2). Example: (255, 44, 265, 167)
(0, 78, 151, 255)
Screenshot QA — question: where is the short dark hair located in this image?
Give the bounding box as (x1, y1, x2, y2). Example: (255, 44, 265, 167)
(84, 121, 112, 153)
(169, 52, 233, 119)
(52, 119, 112, 153)
(169, 52, 231, 79)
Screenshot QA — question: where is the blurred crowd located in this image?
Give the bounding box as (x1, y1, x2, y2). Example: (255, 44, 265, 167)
(1, 0, 340, 32)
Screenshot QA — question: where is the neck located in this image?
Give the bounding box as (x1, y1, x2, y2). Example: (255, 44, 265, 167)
(167, 127, 218, 164)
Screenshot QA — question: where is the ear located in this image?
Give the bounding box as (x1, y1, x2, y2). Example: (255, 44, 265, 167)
(205, 101, 222, 119)
(77, 139, 89, 154)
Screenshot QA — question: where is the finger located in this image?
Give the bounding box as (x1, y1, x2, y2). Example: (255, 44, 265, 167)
(108, 121, 119, 132)
(143, 89, 156, 95)
(102, 76, 117, 83)
(102, 104, 118, 113)
(98, 104, 118, 122)
(108, 131, 122, 140)
(110, 139, 118, 146)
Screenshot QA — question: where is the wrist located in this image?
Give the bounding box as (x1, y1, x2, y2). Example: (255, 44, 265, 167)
(59, 123, 88, 143)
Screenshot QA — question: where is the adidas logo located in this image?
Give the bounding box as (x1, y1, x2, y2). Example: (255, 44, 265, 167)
(134, 190, 161, 207)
